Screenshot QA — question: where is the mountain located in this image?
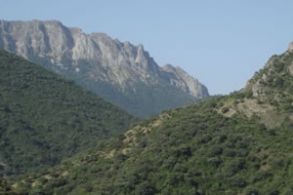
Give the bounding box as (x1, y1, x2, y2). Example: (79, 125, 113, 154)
(0, 20, 209, 118)
(6, 45, 292, 194)
(0, 50, 135, 176)
(224, 42, 293, 128)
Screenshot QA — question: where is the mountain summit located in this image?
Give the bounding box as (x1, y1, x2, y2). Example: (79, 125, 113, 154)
(0, 20, 209, 117)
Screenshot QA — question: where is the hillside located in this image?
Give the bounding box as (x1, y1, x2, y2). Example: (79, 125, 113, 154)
(6, 46, 293, 194)
(219, 43, 293, 128)
(0, 50, 135, 176)
(0, 20, 209, 118)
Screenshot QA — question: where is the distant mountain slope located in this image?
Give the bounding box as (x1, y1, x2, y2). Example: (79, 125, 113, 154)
(8, 44, 293, 194)
(0, 50, 135, 176)
(0, 20, 209, 118)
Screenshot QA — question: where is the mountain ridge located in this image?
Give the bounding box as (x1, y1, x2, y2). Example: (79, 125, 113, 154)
(0, 19, 209, 117)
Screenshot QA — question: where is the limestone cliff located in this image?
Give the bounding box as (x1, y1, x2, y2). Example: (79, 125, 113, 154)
(0, 20, 209, 117)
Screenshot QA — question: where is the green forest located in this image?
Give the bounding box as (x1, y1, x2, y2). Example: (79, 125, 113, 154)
(0, 50, 136, 176)
(0, 48, 292, 194)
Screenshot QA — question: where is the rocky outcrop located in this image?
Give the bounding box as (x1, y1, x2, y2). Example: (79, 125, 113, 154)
(288, 42, 293, 52)
(0, 20, 209, 117)
(162, 64, 208, 98)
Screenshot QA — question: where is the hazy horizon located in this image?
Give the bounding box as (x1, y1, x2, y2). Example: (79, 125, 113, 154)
(1, 0, 293, 94)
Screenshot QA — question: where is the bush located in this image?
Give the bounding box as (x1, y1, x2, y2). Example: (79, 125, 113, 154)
(225, 159, 245, 176)
(221, 107, 230, 113)
(135, 181, 156, 195)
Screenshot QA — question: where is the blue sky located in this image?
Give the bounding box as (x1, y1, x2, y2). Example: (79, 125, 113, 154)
(1, 0, 293, 94)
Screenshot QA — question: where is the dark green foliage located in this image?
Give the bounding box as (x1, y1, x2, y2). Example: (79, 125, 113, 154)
(0, 178, 12, 194)
(0, 50, 135, 175)
(12, 95, 293, 194)
(3, 49, 293, 194)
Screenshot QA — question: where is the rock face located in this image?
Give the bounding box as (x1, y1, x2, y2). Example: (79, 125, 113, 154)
(0, 20, 209, 117)
(288, 42, 293, 52)
(245, 46, 293, 100)
(242, 46, 293, 128)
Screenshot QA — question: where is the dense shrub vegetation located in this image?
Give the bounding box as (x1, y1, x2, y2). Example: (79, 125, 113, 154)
(0, 50, 135, 176)
(1, 49, 293, 194)
(9, 94, 292, 194)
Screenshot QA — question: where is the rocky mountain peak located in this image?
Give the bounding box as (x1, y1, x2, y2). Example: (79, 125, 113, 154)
(162, 64, 208, 98)
(0, 19, 209, 117)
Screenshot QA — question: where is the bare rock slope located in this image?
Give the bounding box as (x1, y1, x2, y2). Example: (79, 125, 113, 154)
(0, 20, 209, 117)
